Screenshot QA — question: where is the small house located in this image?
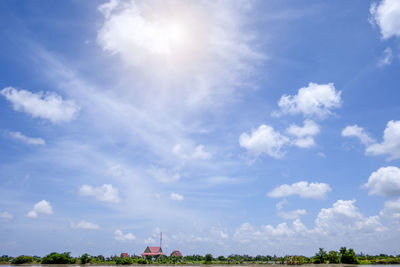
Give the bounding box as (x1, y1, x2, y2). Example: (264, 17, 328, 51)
(170, 250, 183, 257)
(141, 246, 166, 258)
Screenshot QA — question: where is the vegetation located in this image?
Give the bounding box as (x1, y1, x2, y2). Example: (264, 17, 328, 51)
(2, 248, 400, 265)
(11, 255, 34, 264)
(41, 252, 76, 264)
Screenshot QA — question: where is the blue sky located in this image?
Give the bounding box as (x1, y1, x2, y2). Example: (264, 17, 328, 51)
(1, 0, 400, 257)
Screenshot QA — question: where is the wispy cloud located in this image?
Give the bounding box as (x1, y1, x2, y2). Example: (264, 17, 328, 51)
(9, 131, 45, 145)
(1, 86, 80, 123)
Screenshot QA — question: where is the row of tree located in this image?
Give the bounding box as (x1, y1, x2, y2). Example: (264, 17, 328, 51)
(1, 248, 400, 265)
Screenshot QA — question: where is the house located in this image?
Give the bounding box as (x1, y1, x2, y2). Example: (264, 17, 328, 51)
(141, 246, 166, 258)
(170, 250, 183, 257)
(120, 253, 129, 258)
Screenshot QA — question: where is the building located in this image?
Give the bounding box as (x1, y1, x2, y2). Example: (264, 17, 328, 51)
(120, 253, 130, 258)
(141, 246, 166, 258)
(170, 250, 183, 257)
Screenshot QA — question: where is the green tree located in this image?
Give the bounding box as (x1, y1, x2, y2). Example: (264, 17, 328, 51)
(313, 248, 328, 264)
(204, 254, 213, 264)
(327, 250, 340, 264)
(11, 256, 34, 264)
(41, 252, 75, 264)
(217, 256, 226, 261)
(80, 253, 91, 264)
(340, 247, 358, 264)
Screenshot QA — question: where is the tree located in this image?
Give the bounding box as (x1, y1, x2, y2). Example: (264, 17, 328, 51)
(41, 252, 75, 264)
(313, 248, 328, 264)
(327, 250, 340, 264)
(11, 256, 34, 264)
(217, 256, 226, 261)
(340, 247, 358, 264)
(80, 253, 91, 264)
(204, 254, 213, 264)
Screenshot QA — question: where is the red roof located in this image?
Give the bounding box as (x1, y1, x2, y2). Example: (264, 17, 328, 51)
(148, 246, 162, 253)
(121, 253, 129, 258)
(141, 246, 166, 257)
(170, 250, 183, 257)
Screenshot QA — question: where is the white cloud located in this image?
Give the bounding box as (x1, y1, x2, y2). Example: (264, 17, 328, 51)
(97, 0, 262, 112)
(370, 0, 400, 39)
(27, 200, 53, 218)
(292, 136, 315, 148)
(147, 166, 180, 183)
(380, 198, 400, 220)
(0, 87, 80, 123)
(9, 131, 45, 145)
(239, 125, 289, 159)
(342, 125, 375, 145)
(0, 211, 13, 222)
(170, 192, 184, 201)
(172, 144, 212, 161)
(287, 119, 320, 137)
(366, 120, 400, 160)
(315, 200, 384, 234)
(70, 220, 100, 230)
(114, 229, 136, 242)
(287, 120, 320, 148)
(192, 145, 212, 160)
(274, 83, 342, 119)
(233, 219, 309, 244)
(268, 181, 331, 199)
(378, 47, 393, 67)
(276, 200, 307, 220)
(233, 199, 387, 254)
(79, 184, 120, 203)
(364, 166, 400, 197)
(210, 225, 229, 239)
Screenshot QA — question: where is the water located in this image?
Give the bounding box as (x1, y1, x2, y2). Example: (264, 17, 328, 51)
(0, 266, 399, 267)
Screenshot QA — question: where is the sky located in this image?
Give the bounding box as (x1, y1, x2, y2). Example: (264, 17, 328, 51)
(1, 0, 400, 257)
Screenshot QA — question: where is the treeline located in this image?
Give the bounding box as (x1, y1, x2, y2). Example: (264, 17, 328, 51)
(1, 248, 400, 265)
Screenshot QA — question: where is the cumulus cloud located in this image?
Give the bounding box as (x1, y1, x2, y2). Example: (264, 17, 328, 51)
(274, 83, 342, 119)
(27, 200, 53, 218)
(70, 220, 100, 230)
(287, 120, 320, 148)
(233, 219, 309, 244)
(276, 200, 307, 220)
(147, 166, 181, 183)
(370, 0, 400, 39)
(0, 211, 13, 222)
(342, 125, 375, 145)
(268, 181, 331, 199)
(170, 192, 184, 201)
(287, 120, 320, 137)
(114, 229, 136, 242)
(233, 199, 387, 253)
(380, 198, 400, 220)
(366, 120, 400, 160)
(0, 87, 80, 123)
(315, 200, 384, 234)
(239, 125, 289, 159)
(79, 184, 120, 203)
(378, 47, 393, 67)
(364, 166, 400, 197)
(9, 131, 45, 145)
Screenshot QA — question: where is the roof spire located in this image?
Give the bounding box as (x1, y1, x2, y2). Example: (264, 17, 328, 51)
(160, 232, 162, 249)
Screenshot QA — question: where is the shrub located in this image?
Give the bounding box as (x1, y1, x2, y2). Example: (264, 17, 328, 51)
(11, 256, 34, 264)
(41, 252, 75, 264)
